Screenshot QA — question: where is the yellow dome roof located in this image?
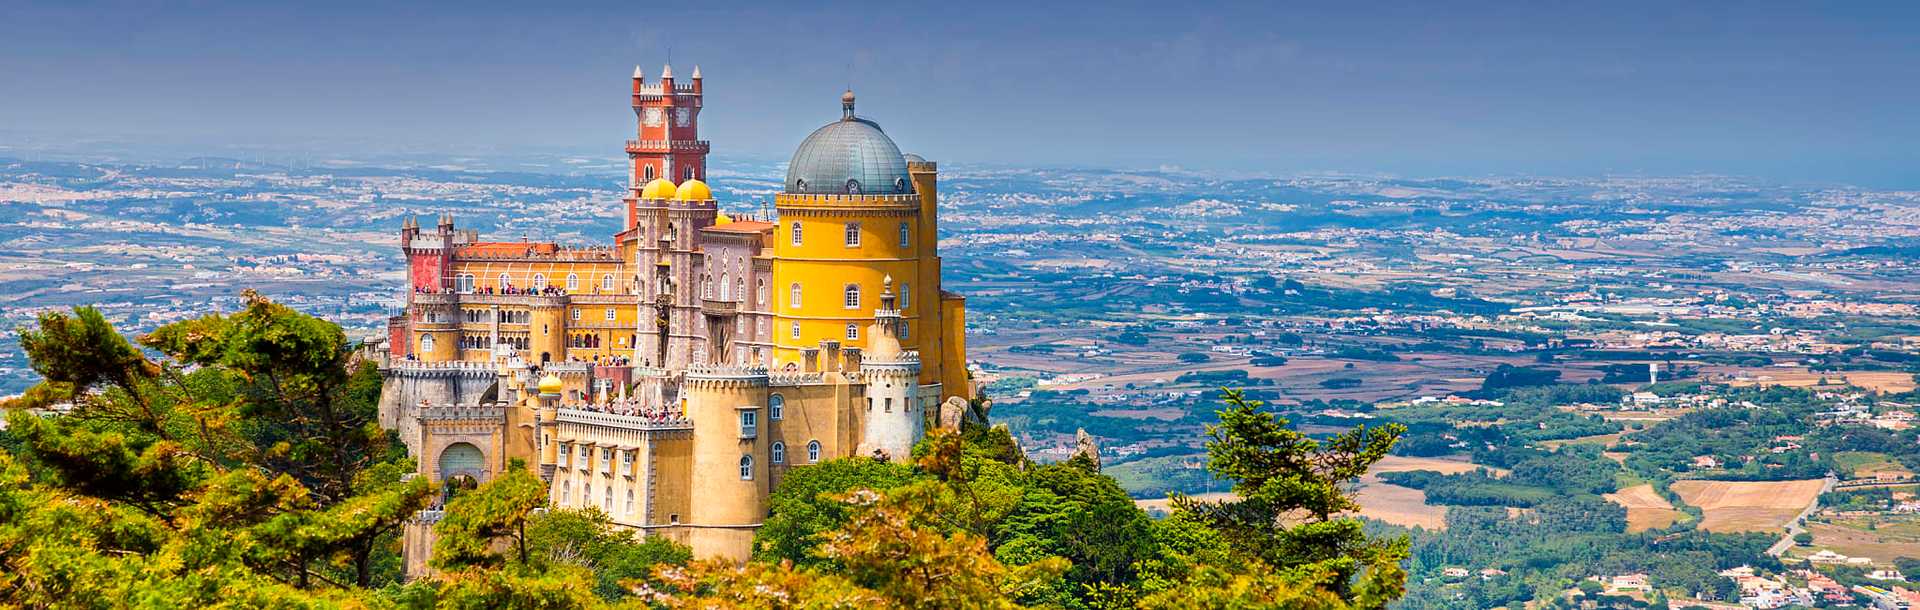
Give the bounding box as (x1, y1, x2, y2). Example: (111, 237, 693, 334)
(675, 178, 712, 201)
(537, 373, 564, 395)
(640, 178, 676, 200)
(713, 212, 734, 226)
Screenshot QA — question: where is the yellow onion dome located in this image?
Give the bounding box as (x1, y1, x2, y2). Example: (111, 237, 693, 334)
(537, 373, 564, 395)
(640, 178, 676, 200)
(713, 212, 734, 226)
(675, 178, 712, 201)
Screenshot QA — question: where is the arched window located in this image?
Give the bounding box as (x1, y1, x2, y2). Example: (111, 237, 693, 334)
(565, 273, 579, 291)
(789, 283, 802, 309)
(901, 322, 910, 341)
(625, 489, 635, 514)
(790, 221, 803, 246)
(899, 222, 911, 247)
(532, 274, 547, 290)
(843, 283, 860, 309)
(807, 440, 822, 463)
(560, 480, 569, 503)
(846, 323, 859, 341)
(769, 394, 785, 420)
(771, 441, 786, 465)
(420, 333, 435, 352)
(498, 273, 511, 290)
(736, 278, 745, 303)
(844, 222, 861, 247)
(791, 322, 801, 340)
(719, 274, 731, 300)
(604, 487, 613, 511)
(602, 274, 615, 292)
(757, 279, 767, 304)
(644, 165, 656, 181)
(582, 484, 591, 506)
(739, 455, 754, 480)
(901, 282, 911, 309)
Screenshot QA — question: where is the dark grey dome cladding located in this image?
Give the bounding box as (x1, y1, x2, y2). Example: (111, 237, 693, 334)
(784, 115, 912, 195)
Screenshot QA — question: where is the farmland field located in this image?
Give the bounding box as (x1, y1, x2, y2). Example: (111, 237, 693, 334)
(1603, 484, 1685, 532)
(1671, 479, 1826, 533)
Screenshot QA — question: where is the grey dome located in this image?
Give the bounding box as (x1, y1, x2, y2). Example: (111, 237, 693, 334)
(784, 92, 912, 195)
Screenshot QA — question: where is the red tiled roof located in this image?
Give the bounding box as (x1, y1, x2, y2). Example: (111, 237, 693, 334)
(703, 221, 774, 234)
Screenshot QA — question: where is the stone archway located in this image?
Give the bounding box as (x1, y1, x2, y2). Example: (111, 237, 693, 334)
(438, 442, 486, 483)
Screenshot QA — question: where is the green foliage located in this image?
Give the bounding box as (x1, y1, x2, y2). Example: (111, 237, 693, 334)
(1173, 389, 1409, 607)
(754, 456, 927, 566)
(1479, 364, 1561, 391)
(433, 459, 549, 570)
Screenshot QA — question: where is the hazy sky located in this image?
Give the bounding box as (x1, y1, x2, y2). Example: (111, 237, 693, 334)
(3, 1, 1917, 185)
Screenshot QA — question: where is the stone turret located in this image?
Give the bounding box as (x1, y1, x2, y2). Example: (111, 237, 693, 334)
(857, 277, 922, 462)
(681, 365, 769, 560)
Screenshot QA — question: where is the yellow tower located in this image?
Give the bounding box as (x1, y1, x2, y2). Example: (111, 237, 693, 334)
(530, 304, 566, 365)
(771, 91, 933, 381)
(681, 366, 770, 560)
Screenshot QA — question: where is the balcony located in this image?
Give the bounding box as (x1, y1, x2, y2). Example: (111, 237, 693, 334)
(625, 139, 711, 155)
(700, 298, 738, 316)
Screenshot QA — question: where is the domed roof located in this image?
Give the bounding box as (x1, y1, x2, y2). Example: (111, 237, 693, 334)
(675, 178, 712, 201)
(640, 178, 676, 200)
(784, 90, 912, 196)
(537, 373, 563, 395)
(713, 211, 734, 226)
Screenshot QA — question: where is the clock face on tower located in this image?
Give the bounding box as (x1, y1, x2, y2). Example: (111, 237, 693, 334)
(675, 108, 691, 127)
(643, 108, 663, 127)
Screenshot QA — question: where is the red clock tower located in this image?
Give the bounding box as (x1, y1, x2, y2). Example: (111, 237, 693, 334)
(623, 64, 709, 231)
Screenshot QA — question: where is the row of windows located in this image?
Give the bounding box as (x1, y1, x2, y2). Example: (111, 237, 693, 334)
(789, 221, 912, 248)
(788, 282, 910, 310)
(453, 273, 621, 293)
(569, 308, 619, 322)
(785, 321, 908, 341)
(740, 441, 822, 479)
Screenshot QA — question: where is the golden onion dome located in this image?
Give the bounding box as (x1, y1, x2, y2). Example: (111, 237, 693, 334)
(536, 373, 564, 395)
(675, 178, 712, 201)
(640, 178, 677, 200)
(713, 212, 734, 226)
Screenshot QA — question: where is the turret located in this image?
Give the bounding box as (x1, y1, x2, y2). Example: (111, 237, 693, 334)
(682, 365, 770, 560)
(691, 65, 702, 93)
(858, 277, 921, 462)
(536, 372, 562, 481)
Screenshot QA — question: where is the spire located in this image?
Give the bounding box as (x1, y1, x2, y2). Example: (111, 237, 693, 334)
(632, 65, 644, 80)
(841, 89, 856, 120)
(661, 63, 674, 79)
(691, 65, 702, 79)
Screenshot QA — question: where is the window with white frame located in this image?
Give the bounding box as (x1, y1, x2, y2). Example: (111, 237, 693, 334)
(791, 322, 801, 340)
(769, 394, 784, 420)
(901, 283, 910, 309)
(771, 441, 786, 464)
(843, 283, 860, 309)
(498, 273, 511, 290)
(738, 455, 754, 480)
(789, 283, 802, 308)
(532, 274, 547, 290)
(899, 222, 910, 247)
(456, 274, 475, 293)
(625, 489, 634, 514)
(566, 274, 579, 291)
(901, 322, 910, 341)
(605, 308, 616, 321)
(790, 221, 803, 246)
(572, 309, 581, 321)
(602, 274, 615, 292)
(719, 274, 731, 300)
(419, 333, 434, 353)
(807, 440, 821, 463)
(844, 222, 861, 247)
(740, 410, 758, 438)
(846, 323, 859, 341)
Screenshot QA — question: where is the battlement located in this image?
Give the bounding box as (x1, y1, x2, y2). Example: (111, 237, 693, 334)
(775, 193, 922, 207)
(386, 360, 499, 378)
(631, 83, 700, 97)
(907, 160, 938, 172)
(419, 403, 508, 421)
(626, 139, 711, 155)
(685, 365, 770, 388)
(769, 371, 827, 386)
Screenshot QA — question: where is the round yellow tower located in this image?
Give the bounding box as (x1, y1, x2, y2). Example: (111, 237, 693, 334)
(681, 365, 770, 560)
(770, 91, 933, 383)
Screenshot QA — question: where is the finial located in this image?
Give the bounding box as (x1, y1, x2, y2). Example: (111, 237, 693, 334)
(632, 65, 644, 79)
(691, 65, 702, 79)
(883, 274, 893, 289)
(661, 63, 674, 79)
(841, 89, 856, 120)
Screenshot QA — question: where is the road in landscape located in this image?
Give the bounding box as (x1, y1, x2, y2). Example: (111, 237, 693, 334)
(1767, 475, 1838, 557)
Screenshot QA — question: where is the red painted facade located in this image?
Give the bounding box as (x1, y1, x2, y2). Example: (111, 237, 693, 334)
(624, 64, 709, 230)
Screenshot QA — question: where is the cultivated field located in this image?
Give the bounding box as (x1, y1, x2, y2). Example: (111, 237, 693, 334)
(1603, 484, 1684, 532)
(1802, 521, 1920, 565)
(1720, 369, 1917, 394)
(1671, 479, 1826, 533)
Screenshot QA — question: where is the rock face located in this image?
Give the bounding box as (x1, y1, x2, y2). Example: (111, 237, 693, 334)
(1071, 428, 1101, 471)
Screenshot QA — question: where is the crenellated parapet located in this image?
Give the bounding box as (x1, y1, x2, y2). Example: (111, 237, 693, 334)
(386, 360, 500, 378)
(684, 365, 770, 389)
(556, 407, 693, 431)
(768, 371, 826, 386)
(419, 403, 509, 422)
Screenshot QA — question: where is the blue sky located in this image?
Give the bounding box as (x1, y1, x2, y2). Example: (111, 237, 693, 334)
(2, 1, 1916, 186)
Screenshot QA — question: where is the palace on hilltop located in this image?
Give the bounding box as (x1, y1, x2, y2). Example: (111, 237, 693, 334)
(377, 63, 976, 574)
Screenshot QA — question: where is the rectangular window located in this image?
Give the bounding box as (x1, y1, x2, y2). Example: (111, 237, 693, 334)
(844, 222, 861, 247)
(740, 411, 758, 438)
(846, 323, 859, 340)
(605, 308, 616, 321)
(791, 322, 802, 340)
(571, 309, 581, 321)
